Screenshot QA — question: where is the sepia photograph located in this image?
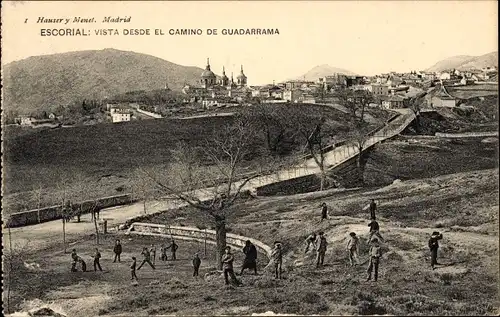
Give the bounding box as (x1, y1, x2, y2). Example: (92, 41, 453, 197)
(1, 1, 498, 316)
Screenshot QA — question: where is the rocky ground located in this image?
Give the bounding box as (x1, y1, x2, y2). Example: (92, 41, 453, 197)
(4, 167, 499, 316)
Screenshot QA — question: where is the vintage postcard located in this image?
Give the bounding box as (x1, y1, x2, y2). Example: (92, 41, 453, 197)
(1, 1, 498, 316)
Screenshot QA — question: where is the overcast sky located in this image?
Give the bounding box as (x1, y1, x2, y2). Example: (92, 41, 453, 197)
(2, 1, 498, 85)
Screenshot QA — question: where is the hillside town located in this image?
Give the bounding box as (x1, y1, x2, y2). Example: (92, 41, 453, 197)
(14, 57, 498, 126)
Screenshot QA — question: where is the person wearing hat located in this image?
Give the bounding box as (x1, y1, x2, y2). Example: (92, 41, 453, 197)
(271, 241, 283, 279)
(221, 246, 239, 285)
(346, 232, 360, 266)
(428, 231, 443, 270)
(366, 237, 382, 282)
(316, 232, 328, 268)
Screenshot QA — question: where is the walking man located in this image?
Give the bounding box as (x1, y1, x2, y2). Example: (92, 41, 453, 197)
(271, 241, 283, 279)
(113, 239, 122, 263)
(137, 247, 156, 270)
(304, 232, 317, 254)
(192, 253, 201, 278)
(366, 238, 382, 282)
(240, 240, 258, 275)
(130, 257, 138, 281)
(316, 231, 328, 268)
(93, 248, 103, 272)
(221, 246, 240, 285)
(150, 244, 157, 265)
(320, 202, 328, 222)
(369, 199, 377, 220)
(428, 231, 443, 270)
(347, 232, 359, 266)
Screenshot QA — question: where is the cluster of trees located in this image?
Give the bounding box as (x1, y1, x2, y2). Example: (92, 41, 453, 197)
(110, 89, 183, 106)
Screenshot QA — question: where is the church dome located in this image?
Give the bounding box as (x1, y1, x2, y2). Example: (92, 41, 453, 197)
(201, 58, 216, 79)
(201, 69, 216, 78)
(237, 65, 247, 79)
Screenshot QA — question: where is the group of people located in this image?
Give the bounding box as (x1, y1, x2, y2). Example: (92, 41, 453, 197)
(70, 198, 446, 285)
(310, 199, 445, 282)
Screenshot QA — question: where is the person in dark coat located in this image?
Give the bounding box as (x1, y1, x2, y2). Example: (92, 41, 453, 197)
(192, 253, 201, 277)
(113, 239, 122, 263)
(167, 240, 178, 260)
(368, 219, 384, 243)
(320, 202, 328, 222)
(240, 240, 258, 275)
(428, 231, 443, 270)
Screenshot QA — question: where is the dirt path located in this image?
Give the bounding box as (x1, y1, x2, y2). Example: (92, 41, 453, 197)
(4, 200, 176, 253)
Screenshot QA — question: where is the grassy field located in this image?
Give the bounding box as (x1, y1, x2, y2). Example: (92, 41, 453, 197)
(4, 168, 498, 316)
(2, 103, 391, 214)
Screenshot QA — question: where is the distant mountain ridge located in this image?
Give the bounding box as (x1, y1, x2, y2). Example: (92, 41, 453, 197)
(426, 52, 498, 72)
(291, 64, 358, 82)
(2, 49, 207, 114)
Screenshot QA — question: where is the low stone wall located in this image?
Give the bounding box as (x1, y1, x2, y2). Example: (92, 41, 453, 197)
(126, 222, 273, 260)
(6, 194, 135, 228)
(435, 131, 498, 138)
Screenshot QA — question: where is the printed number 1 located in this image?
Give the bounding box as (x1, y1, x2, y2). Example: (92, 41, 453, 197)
(25, 18, 28, 23)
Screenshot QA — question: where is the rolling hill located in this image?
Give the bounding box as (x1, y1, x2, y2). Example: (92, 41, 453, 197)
(426, 51, 498, 72)
(292, 64, 357, 81)
(2, 49, 207, 114)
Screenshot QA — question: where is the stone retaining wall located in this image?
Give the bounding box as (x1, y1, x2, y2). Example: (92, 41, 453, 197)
(126, 222, 273, 260)
(6, 194, 135, 228)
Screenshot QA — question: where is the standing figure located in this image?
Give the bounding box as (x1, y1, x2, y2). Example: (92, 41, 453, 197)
(160, 245, 168, 261)
(346, 232, 359, 266)
(137, 247, 156, 270)
(150, 244, 157, 265)
(192, 253, 201, 277)
(221, 246, 240, 285)
(366, 238, 382, 282)
(71, 249, 79, 272)
(368, 219, 384, 243)
(113, 239, 122, 263)
(316, 231, 328, 268)
(271, 242, 283, 279)
(428, 231, 443, 270)
(369, 199, 377, 220)
(93, 248, 103, 272)
(168, 239, 178, 260)
(130, 257, 138, 281)
(77, 256, 87, 272)
(320, 202, 328, 222)
(304, 233, 317, 254)
(240, 240, 258, 275)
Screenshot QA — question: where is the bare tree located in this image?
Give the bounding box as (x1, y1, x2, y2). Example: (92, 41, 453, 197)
(131, 168, 158, 215)
(143, 115, 268, 270)
(55, 175, 76, 253)
(32, 182, 44, 224)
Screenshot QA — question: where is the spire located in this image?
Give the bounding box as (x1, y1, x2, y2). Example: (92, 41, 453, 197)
(231, 72, 234, 82)
(206, 58, 211, 71)
(222, 66, 226, 75)
(240, 65, 244, 73)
